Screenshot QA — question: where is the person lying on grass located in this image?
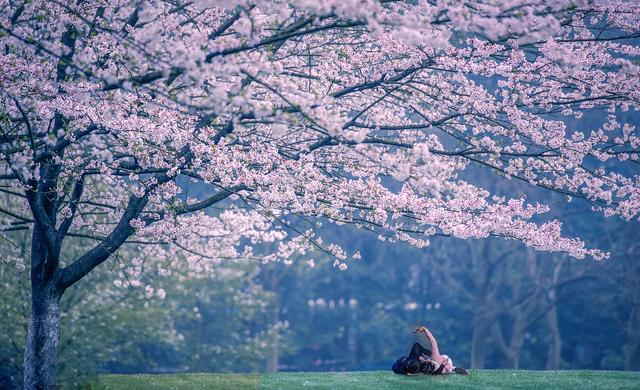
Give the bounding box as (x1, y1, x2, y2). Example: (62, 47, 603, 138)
(392, 326, 468, 376)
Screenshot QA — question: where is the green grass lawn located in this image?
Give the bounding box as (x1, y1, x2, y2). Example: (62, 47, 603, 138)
(94, 370, 640, 390)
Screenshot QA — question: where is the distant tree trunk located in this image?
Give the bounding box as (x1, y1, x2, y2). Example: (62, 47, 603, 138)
(470, 324, 488, 369)
(23, 277, 62, 389)
(266, 272, 279, 373)
(347, 301, 358, 368)
(623, 245, 640, 371)
(545, 304, 562, 370)
(624, 304, 640, 370)
(469, 246, 492, 371)
(503, 350, 520, 369)
(266, 306, 279, 372)
(546, 261, 563, 370)
(492, 320, 525, 369)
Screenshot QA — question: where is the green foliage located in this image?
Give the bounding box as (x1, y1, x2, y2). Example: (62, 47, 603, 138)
(0, 265, 29, 387)
(0, 234, 278, 388)
(150, 265, 281, 373)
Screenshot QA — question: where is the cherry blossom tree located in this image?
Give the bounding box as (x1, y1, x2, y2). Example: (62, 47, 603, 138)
(1, 0, 639, 387)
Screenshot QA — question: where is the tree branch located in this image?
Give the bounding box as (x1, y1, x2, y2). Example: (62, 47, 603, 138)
(59, 192, 149, 289)
(57, 175, 85, 238)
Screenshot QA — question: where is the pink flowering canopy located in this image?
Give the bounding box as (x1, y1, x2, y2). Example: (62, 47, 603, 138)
(2, 0, 640, 286)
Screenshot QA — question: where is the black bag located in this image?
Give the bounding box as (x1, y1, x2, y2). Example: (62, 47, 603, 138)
(392, 356, 408, 374)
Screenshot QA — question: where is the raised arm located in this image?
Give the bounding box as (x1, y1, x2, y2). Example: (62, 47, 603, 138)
(416, 326, 442, 361)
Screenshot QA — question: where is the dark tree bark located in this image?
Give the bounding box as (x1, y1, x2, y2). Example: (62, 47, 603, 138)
(23, 226, 64, 389)
(23, 280, 62, 389)
(22, 24, 76, 388)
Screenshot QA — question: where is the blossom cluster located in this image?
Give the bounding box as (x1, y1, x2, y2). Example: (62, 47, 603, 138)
(3, 0, 639, 279)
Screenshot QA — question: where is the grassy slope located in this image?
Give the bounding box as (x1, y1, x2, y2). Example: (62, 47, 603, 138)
(96, 370, 640, 390)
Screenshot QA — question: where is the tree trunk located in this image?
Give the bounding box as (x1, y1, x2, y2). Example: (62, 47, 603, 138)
(23, 280, 62, 389)
(546, 260, 563, 370)
(492, 320, 524, 369)
(503, 333, 524, 369)
(546, 305, 562, 370)
(266, 321, 279, 372)
(624, 304, 640, 371)
(470, 325, 487, 369)
(266, 273, 279, 373)
(503, 351, 520, 369)
(623, 248, 639, 371)
(347, 303, 358, 369)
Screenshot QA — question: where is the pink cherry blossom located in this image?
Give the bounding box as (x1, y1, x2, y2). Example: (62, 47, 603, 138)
(2, 1, 639, 385)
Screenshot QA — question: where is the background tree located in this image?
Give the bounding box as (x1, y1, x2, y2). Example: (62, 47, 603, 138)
(0, 233, 277, 388)
(3, 204, 639, 385)
(1, 1, 639, 387)
(253, 215, 639, 373)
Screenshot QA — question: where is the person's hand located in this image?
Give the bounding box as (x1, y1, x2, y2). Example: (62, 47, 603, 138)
(415, 326, 428, 334)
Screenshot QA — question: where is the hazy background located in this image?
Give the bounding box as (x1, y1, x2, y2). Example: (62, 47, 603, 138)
(2, 98, 639, 388)
(2, 159, 639, 388)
